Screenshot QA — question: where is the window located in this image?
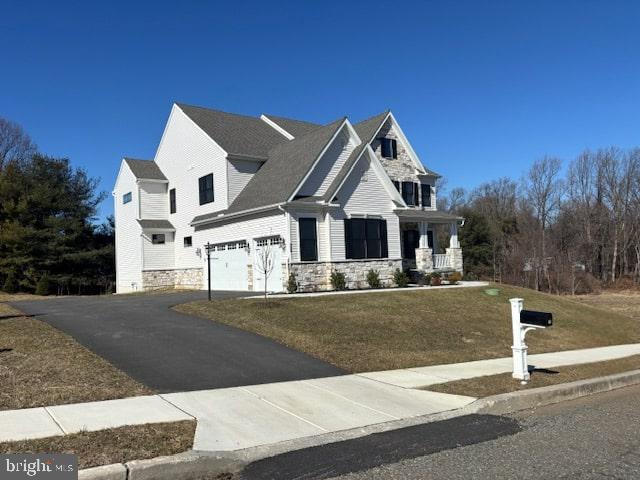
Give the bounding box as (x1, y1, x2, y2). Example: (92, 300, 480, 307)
(198, 174, 214, 205)
(421, 184, 431, 207)
(299, 218, 318, 261)
(380, 138, 398, 159)
(402, 182, 419, 206)
(123, 192, 132, 204)
(183, 236, 192, 247)
(152, 234, 165, 245)
(392, 180, 400, 192)
(170, 188, 176, 214)
(344, 218, 388, 259)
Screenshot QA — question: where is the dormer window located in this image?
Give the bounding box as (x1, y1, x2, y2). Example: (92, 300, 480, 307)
(198, 174, 214, 205)
(380, 138, 397, 159)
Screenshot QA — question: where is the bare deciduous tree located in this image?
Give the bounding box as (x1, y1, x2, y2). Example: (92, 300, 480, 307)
(254, 241, 275, 303)
(0, 117, 36, 171)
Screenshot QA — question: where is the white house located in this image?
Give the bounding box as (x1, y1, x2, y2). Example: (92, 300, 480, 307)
(113, 104, 463, 293)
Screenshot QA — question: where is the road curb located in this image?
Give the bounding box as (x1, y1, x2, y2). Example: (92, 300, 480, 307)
(471, 368, 640, 415)
(77, 369, 640, 479)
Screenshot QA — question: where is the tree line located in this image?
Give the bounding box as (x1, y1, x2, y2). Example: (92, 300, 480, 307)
(440, 147, 640, 294)
(0, 116, 114, 295)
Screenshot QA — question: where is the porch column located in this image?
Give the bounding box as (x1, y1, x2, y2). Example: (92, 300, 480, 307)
(416, 221, 433, 272)
(419, 221, 430, 248)
(449, 222, 460, 248)
(446, 221, 463, 272)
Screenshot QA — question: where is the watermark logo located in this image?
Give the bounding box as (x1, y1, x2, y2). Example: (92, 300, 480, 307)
(1, 455, 76, 479)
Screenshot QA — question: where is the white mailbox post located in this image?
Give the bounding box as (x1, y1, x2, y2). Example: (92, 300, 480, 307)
(510, 298, 553, 383)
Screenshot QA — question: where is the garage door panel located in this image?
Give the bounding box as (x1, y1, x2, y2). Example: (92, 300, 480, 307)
(208, 242, 249, 291)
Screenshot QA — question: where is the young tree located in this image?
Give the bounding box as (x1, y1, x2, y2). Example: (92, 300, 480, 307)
(254, 242, 275, 303)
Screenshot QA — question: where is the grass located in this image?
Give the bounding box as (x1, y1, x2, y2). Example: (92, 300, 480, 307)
(427, 354, 640, 397)
(573, 290, 640, 320)
(0, 421, 196, 470)
(0, 303, 152, 410)
(176, 284, 640, 373)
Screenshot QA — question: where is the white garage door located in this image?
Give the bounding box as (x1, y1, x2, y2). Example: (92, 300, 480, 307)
(253, 236, 284, 293)
(207, 241, 249, 291)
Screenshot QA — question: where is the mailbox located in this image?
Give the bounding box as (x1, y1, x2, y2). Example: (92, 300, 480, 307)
(520, 309, 553, 328)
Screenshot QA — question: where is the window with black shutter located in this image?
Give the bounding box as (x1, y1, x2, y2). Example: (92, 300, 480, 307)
(421, 184, 431, 207)
(299, 218, 318, 261)
(169, 188, 176, 214)
(344, 218, 388, 259)
(402, 182, 414, 205)
(380, 138, 398, 159)
(198, 174, 214, 205)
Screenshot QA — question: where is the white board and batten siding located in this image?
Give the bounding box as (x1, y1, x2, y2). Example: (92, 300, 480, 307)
(330, 154, 401, 260)
(154, 105, 229, 271)
(113, 163, 143, 293)
(297, 128, 356, 197)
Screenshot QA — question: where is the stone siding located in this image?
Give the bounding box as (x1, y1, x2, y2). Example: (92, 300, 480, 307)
(372, 121, 417, 182)
(142, 269, 175, 290)
(174, 268, 203, 289)
(415, 248, 434, 271)
(142, 268, 203, 291)
(289, 259, 403, 292)
(446, 247, 464, 272)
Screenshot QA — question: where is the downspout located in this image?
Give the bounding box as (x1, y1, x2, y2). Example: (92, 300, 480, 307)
(278, 205, 292, 276)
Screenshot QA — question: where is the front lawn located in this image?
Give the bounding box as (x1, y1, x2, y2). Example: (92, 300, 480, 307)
(176, 285, 640, 373)
(427, 354, 640, 397)
(0, 303, 152, 410)
(0, 421, 196, 470)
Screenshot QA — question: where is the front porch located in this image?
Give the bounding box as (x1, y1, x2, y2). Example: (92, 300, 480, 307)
(396, 210, 464, 274)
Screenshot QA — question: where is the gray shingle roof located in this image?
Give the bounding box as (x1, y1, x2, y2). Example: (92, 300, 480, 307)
(137, 219, 175, 230)
(191, 118, 346, 224)
(124, 158, 167, 181)
(262, 114, 321, 138)
(177, 104, 290, 158)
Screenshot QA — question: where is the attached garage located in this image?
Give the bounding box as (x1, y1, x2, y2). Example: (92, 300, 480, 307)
(207, 241, 249, 291)
(252, 236, 284, 293)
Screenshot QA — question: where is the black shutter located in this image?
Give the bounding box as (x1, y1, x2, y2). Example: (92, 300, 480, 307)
(391, 139, 398, 159)
(413, 183, 419, 206)
(393, 180, 400, 192)
(170, 188, 176, 214)
(344, 219, 353, 259)
(427, 230, 434, 249)
(380, 138, 389, 158)
(421, 184, 431, 207)
(380, 220, 388, 258)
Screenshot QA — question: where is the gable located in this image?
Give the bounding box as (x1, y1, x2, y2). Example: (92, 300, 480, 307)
(296, 126, 356, 198)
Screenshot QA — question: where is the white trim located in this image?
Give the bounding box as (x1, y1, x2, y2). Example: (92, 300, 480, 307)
(136, 178, 169, 184)
(260, 114, 295, 140)
(287, 118, 351, 202)
(386, 112, 427, 175)
(170, 104, 230, 158)
(190, 202, 285, 227)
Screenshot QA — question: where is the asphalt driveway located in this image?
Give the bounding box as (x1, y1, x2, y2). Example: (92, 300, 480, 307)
(10, 291, 343, 393)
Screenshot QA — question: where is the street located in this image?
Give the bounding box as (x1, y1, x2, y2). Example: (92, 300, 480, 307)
(239, 384, 640, 479)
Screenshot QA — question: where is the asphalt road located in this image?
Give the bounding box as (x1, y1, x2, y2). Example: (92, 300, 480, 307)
(11, 291, 342, 392)
(239, 384, 640, 480)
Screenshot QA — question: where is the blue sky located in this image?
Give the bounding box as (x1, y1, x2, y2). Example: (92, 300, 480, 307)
(2, 0, 639, 219)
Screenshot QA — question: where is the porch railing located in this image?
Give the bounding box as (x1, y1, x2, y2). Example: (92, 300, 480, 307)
(433, 254, 450, 270)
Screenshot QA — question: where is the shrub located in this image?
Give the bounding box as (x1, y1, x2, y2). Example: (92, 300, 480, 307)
(448, 271, 462, 285)
(3, 271, 18, 294)
(330, 270, 347, 290)
(431, 272, 442, 286)
(286, 272, 298, 294)
(35, 274, 51, 296)
(422, 273, 432, 286)
(393, 268, 409, 288)
(463, 271, 479, 281)
(366, 269, 381, 289)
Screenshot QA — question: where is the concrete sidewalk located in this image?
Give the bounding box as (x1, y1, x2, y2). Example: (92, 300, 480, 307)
(2, 343, 639, 452)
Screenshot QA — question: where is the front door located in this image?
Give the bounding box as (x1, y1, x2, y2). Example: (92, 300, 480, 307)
(402, 229, 420, 260)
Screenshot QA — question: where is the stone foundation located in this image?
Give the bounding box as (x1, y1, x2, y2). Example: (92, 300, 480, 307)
(288, 259, 403, 292)
(142, 268, 203, 291)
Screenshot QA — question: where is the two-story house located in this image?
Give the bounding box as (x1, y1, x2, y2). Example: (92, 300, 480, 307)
(113, 104, 463, 293)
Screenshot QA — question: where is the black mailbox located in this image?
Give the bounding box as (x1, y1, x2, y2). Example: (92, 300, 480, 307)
(520, 310, 553, 328)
